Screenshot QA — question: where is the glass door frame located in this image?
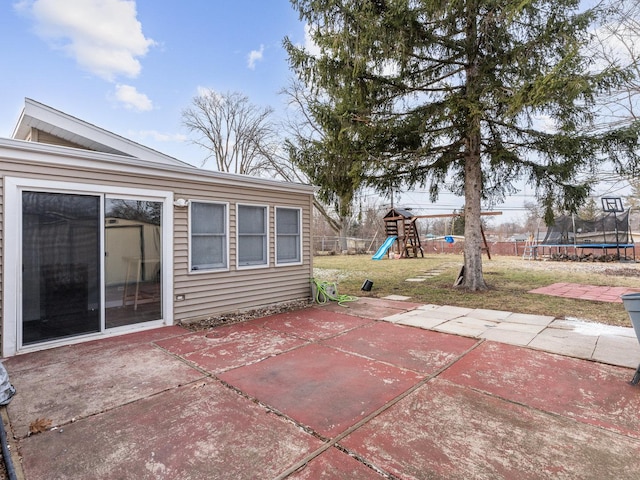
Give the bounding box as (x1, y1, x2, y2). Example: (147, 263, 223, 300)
(3, 177, 174, 356)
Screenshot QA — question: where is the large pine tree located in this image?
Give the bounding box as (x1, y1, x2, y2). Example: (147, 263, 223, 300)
(285, 0, 639, 290)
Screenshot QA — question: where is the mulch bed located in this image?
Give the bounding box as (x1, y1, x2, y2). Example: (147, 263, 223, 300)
(179, 299, 314, 332)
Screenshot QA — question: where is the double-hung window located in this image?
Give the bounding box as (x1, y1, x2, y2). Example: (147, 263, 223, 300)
(237, 204, 268, 267)
(275, 207, 302, 265)
(190, 201, 228, 271)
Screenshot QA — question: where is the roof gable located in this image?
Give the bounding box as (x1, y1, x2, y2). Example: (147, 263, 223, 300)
(384, 208, 415, 219)
(12, 98, 193, 168)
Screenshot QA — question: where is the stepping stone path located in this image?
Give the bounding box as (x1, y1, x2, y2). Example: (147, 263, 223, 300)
(405, 263, 459, 282)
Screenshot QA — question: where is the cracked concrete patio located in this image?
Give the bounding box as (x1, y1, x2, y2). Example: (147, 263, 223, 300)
(2, 298, 640, 479)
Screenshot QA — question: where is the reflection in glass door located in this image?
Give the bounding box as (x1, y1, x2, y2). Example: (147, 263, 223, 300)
(22, 192, 101, 344)
(105, 198, 162, 328)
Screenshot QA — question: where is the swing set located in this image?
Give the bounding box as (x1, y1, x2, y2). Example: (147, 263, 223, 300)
(378, 208, 502, 259)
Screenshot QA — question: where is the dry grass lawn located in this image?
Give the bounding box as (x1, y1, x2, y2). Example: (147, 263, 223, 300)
(313, 254, 640, 327)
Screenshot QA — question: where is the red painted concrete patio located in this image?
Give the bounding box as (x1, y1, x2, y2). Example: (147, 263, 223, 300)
(3, 300, 640, 479)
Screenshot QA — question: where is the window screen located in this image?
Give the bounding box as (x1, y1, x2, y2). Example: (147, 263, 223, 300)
(238, 205, 267, 266)
(276, 207, 301, 264)
(190, 202, 227, 270)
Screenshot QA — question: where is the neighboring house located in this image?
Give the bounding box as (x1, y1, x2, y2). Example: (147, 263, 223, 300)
(0, 99, 315, 357)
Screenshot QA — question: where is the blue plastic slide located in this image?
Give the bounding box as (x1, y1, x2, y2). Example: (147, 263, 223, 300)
(372, 236, 397, 260)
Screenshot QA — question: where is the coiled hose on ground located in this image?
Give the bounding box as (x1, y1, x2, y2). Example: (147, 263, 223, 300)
(311, 278, 358, 307)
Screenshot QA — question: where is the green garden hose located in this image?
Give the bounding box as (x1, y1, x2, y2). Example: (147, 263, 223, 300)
(311, 278, 358, 307)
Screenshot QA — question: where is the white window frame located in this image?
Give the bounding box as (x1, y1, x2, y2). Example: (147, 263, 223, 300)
(275, 206, 303, 266)
(3, 177, 174, 357)
(188, 201, 229, 273)
(236, 203, 269, 269)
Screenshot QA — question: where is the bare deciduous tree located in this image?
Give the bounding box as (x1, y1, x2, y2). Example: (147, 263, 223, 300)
(277, 79, 364, 241)
(182, 89, 276, 175)
(592, 0, 640, 128)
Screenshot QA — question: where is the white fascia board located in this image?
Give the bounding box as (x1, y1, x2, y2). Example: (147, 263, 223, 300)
(15, 99, 193, 168)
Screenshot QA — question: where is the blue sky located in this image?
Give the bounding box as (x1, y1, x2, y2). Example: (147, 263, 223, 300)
(1, 0, 305, 165)
(0, 0, 633, 224)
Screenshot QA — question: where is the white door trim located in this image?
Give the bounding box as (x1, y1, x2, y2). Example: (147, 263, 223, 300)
(3, 176, 174, 356)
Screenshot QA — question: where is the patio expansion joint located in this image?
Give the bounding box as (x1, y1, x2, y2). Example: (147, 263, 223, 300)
(152, 342, 217, 378)
(154, 333, 316, 377)
(215, 377, 324, 441)
(14, 378, 214, 443)
(456, 372, 640, 444)
(273, 338, 486, 480)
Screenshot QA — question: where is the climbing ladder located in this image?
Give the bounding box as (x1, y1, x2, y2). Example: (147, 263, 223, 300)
(401, 217, 424, 258)
(522, 237, 537, 260)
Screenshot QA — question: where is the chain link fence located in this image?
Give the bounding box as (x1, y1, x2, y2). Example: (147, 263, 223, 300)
(313, 236, 535, 257)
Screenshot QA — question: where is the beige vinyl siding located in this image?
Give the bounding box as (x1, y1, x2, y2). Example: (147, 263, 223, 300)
(31, 129, 92, 150)
(0, 144, 314, 339)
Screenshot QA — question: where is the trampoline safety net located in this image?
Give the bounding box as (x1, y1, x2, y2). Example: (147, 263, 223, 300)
(540, 210, 632, 245)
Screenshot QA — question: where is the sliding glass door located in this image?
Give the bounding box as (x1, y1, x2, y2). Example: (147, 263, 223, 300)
(20, 190, 164, 347)
(22, 192, 101, 344)
(105, 198, 162, 328)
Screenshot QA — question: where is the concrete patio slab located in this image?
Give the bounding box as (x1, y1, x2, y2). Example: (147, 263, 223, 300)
(415, 303, 439, 311)
(340, 379, 640, 480)
(440, 341, 640, 440)
(398, 307, 465, 321)
(381, 302, 640, 369)
(316, 297, 422, 320)
(4, 325, 188, 373)
(6, 342, 205, 439)
(218, 343, 422, 439)
(434, 316, 500, 337)
(180, 327, 308, 375)
(287, 447, 385, 479)
(593, 334, 640, 369)
(551, 318, 638, 337)
(420, 304, 474, 316)
(491, 321, 547, 334)
(4, 298, 640, 480)
(502, 312, 555, 326)
(479, 328, 538, 346)
(381, 308, 428, 323)
(528, 326, 598, 359)
(254, 308, 373, 341)
(392, 314, 448, 330)
(467, 308, 513, 321)
(18, 381, 323, 480)
(322, 322, 478, 374)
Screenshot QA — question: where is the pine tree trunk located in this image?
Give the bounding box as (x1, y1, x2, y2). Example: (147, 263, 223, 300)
(460, 0, 487, 291)
(338, 219, 349, 253)
(461, 134, 488, 291)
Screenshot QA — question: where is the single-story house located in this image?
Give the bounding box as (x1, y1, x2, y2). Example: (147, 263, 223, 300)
(0, 98, 315, 357)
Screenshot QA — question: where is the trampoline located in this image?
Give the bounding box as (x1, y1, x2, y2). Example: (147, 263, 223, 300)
(535, 209, 635, 261)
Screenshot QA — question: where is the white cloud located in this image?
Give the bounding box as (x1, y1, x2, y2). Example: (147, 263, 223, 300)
(303, 24, 321, 57)
(195, 86, 229, 104)
(196, 85, 218, 98)
(133, 130, 187, 142)
(15, 0, 155, 81)
(113, 84, 153, 111)
(247, 44, 264, 70)
(532, 113, 557, 133)
(594, 23, 640, 68)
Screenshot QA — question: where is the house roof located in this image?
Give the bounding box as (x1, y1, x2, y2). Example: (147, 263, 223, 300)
(0, 137, 316, 195)
(12, 98, 193, 168)
(4, 98, 314, 195)
(384, 207, 415, 219)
